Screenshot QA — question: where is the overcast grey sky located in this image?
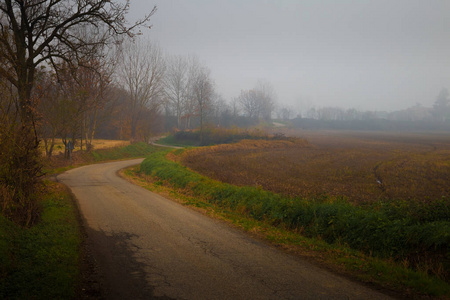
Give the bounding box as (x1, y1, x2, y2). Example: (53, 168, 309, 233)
(128, 0, 450, 112)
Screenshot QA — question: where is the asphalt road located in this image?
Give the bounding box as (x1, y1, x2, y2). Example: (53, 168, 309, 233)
(58, 159, 393, 300)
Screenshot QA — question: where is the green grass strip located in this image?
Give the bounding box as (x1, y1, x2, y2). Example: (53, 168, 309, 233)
(0, 183, 81, 299)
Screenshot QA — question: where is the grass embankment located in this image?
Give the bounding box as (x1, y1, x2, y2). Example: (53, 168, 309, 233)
(0, 182, 80, 299)
(137, 148, 450, 297)
(1, 142, 159, 299)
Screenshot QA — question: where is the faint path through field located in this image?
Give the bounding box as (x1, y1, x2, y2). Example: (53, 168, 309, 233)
(150, 142, 183, 149)
(149, 136, 183, 149)
(272, 122, 286, 127)
(58, 159, 394, 300)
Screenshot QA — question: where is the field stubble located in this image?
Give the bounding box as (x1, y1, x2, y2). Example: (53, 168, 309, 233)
(181, 130, 450, 204)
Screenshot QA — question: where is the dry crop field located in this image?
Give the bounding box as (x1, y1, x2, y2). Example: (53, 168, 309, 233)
(180, 130, 450, 204)
(41, 139, 129, 155)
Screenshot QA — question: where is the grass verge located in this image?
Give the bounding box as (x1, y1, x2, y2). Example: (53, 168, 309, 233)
(131, 149, 450, 298)
(0, 181, 81, 299)
(1, 142, 162, 299)
(156, 135, 198, 147)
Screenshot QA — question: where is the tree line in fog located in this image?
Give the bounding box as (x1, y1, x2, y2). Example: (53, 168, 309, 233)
(1, 36, 281, 158)
(3, 34, 449, 159)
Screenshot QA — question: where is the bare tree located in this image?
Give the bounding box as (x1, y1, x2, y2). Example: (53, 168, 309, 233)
(191, 62, 214, 143)
(100, 85, 131, 140)
(255, 79, 276, 121)
(119, 38, 165, 141)
(277, 105, 293, 120)
(238, 89, 261, 120)
(209, 94, 229, 127)
(238, 80, 276, 121)
(164, 55, 189, 129)
(77, 59, 114, 150)
(181, 55, 202, 130)
(231, 97, 240, 118)
(36, 69, 64, 157)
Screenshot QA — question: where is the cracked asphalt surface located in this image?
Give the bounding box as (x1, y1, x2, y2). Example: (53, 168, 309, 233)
(58, 159, 393, 299)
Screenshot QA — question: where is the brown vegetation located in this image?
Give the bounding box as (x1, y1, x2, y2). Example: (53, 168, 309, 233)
(181, 130, 450, 204)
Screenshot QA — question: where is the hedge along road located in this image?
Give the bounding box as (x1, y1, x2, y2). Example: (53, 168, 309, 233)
(58, 159, 393, 300)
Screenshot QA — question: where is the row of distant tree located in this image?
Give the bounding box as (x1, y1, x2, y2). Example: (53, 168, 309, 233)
(282, 88, 450, 131)
(290, 88, 450, 123)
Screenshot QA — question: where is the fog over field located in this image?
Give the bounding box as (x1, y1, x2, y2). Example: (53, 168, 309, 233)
(128, 0, 450, 112)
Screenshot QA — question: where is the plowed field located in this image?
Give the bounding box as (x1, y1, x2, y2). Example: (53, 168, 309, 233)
(180, 130, 450, 204)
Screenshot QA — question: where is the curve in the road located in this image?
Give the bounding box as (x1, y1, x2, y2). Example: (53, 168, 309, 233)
(58, 159, 393, 300)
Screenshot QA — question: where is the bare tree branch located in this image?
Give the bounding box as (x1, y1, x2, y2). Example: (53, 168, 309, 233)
(0, 0, 156, 122)
(118, 38, 165, 141)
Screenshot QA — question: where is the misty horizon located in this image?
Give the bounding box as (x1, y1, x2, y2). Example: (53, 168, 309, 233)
(127, 0, 450, 113)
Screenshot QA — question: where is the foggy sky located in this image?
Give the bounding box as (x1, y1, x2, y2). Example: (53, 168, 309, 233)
(128, 0, 450, 112)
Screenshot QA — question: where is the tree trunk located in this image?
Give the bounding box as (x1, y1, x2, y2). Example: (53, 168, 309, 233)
(131, 117, 137, 141)
(84, 114, 89, 151)
(199, 105, 203, 144)
(48, 136, 55, 158)
(88, 109, 99, 147)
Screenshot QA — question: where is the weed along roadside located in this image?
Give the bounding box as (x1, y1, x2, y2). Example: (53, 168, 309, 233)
(130, 146, 450, 298)
(0, 142, 161, 299)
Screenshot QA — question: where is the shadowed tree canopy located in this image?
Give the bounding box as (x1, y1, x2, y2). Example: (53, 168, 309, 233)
(0, 0, 156, 123)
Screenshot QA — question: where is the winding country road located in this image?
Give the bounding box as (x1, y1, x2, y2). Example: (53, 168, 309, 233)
(58, 159, 393, 300)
